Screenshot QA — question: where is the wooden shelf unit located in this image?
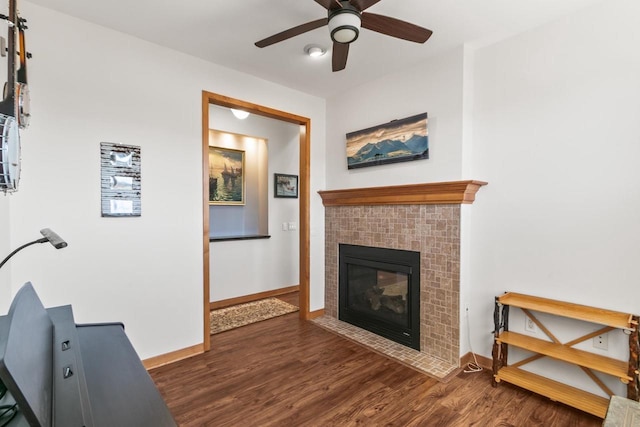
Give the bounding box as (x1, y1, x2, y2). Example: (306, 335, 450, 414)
(492, 292, 640, 419)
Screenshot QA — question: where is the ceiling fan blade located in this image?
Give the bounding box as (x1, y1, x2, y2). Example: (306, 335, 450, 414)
(314, 0, 335, 9)
(332, 42, 349, 72)
(349, 0, 381, 12)
(361, 13, 433, 43)
(255, 18, 327, 48)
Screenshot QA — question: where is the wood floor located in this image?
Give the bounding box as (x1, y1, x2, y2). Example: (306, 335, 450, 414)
(150, 294, 601, 426)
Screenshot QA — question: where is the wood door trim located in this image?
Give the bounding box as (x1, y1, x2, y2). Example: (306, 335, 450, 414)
(202, 91, 312, 351)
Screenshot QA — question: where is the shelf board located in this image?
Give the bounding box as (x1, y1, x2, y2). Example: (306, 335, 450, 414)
(497, 331, 631, 381)
(495, 366, 610, 418)
(498, 292, 636, 330)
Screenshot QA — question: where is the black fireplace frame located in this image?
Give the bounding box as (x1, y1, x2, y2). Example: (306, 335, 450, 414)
(339, 244, 420, 350)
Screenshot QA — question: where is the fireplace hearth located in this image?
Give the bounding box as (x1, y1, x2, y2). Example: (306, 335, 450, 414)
(339, 244, 420, 350)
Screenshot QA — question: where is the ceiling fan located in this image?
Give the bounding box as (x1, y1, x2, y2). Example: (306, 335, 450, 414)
(255, 0, 432, 72)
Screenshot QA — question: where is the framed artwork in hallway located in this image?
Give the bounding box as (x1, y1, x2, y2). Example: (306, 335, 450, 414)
(274, 173, 298, 198)
(209, 146, 245, 205)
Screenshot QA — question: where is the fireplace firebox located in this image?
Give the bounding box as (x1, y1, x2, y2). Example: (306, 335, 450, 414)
(339, 244, 420, 350)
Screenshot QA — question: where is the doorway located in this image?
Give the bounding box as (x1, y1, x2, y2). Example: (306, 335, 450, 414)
(201, 91, 311, 351)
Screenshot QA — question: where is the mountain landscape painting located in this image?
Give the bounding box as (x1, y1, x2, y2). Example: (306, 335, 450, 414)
(346, 113, 428, 169)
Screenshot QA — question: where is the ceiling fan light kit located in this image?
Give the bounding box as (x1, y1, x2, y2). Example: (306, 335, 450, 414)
(328, 2, 361, 44)
(254, 0, 432, 72)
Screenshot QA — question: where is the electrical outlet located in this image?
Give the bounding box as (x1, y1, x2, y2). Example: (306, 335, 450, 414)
(524, 317, 536, 333)
(593, 334, 608, 350)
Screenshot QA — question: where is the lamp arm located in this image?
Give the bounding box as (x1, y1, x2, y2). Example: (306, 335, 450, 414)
(0, 237, 48, 271)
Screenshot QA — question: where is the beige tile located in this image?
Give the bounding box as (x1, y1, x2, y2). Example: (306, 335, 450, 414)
(312, 316, 458, 380)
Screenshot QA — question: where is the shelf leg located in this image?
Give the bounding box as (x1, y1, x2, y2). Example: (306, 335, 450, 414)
(492, 297, 508, 387)
(628, 316, 640, 401)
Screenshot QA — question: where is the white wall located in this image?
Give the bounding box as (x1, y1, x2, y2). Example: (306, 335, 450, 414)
(325, 47, 465, 189)
(467, 0, 640, 395)
(4, 2, 326, 359)
(208, 107, 300, 301)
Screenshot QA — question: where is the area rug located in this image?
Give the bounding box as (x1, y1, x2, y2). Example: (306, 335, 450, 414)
(210, 298, 299, 334)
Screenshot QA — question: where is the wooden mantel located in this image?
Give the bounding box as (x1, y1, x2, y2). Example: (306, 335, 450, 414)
(318, 180, 487, 207)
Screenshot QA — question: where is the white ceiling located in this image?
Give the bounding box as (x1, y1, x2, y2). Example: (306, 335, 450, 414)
(26, 0, 604, 99)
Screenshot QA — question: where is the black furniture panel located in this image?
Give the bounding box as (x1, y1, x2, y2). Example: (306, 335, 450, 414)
(0, 282, 176, 427)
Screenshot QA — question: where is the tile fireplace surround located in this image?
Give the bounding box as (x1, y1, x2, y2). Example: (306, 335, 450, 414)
(317, 181, 486, 380)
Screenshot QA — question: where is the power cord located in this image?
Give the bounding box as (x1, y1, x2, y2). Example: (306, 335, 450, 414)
(463, 306, 482, 374)
(0, 381, 18, 426)
(0, 403, 17, 427)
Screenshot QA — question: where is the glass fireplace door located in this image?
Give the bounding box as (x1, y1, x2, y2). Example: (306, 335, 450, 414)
(339, 244, 420, 350)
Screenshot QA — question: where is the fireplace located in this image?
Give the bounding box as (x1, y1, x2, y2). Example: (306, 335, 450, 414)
(339, 244, 420, 350)
(319, 181, 487, 370)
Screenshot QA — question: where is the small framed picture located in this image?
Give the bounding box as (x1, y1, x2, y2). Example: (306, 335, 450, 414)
(274, 173, 298, 198)
(100, 142, 142, 217)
